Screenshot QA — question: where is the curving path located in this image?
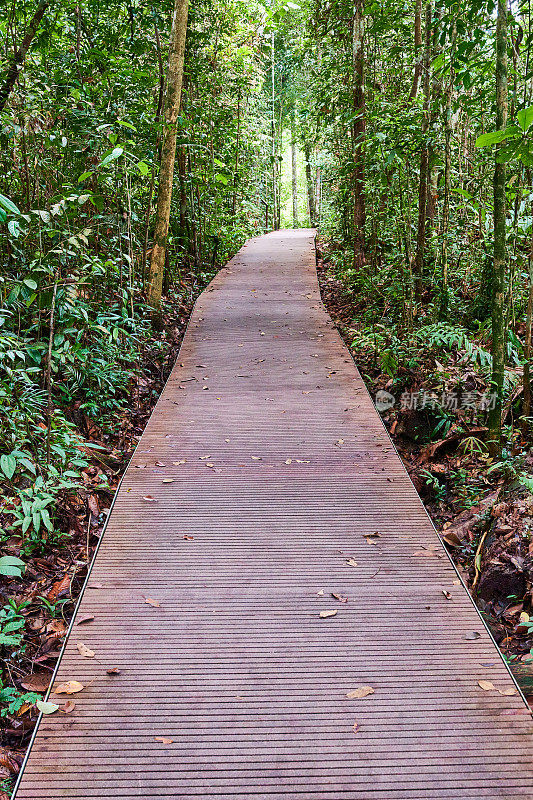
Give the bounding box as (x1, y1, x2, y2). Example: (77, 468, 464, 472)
(15, 229, 533, 799)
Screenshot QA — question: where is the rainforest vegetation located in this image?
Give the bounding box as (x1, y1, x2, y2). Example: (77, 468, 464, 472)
(2, 0, 533, 790)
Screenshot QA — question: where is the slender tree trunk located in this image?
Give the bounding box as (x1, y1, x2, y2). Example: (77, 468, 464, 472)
(488, 0, 508, 453)
(523, 259, 533, 433)
(291, 111, 299, 228)
(0, 0, 49, 111)
(304, 142, 316, 225)
(439, 21, 455, 318)
(414, 0, 432, 300)
(147, 0, 189, 319)
(352, 0, 366, 270)
(271, 30, 278, 231)
(409, 0, 423, 101)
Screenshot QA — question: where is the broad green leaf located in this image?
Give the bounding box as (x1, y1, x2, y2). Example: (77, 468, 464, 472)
(1, 453, 16, 479)
(517, 105, 533, 132)
(0, 193, 20, 214)
(100, 147, 124, 167)
(137, 160, 150, 176)
(475, 129, 516, 147)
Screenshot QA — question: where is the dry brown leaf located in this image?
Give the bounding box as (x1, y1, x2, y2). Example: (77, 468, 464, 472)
(54, 680, 84, 695)
(498, 686, 518, 696)
(61, 700, 76, 713)
(20, 673, 51, 693)
(173, 460, 186, 465)
(352, 721, 360, 734)
(442, 590, 452, 600)
(145, 598, 161, 608)
(319, 609, 338, 618)
(162, 478, 174, 484)
(154, 737, 173, 744)
(346, 686, 375, 699)
(76, 642, 95, 659)
(346, 559, 358, 568)
(285, 458, 292, 464)
(76, 614, 95, 626)
(106, 667, 121, 675)
(155, 461, 166, 467)
(142, 495, 157, 502)
(478, 680, 496, 691)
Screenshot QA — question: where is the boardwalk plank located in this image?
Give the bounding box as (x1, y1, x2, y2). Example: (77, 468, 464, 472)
(15, 229, 533, 799)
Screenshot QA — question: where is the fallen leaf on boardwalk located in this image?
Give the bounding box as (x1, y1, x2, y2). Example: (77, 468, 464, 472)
(319, 609, 338, 618)
(498, 686, 518, 696)
(478, 680, 496, 691)
(145, 598, 161, 607)
(142, 495, 157, 502)
(224, 439, 230, 442)
(155, 737, 173, 744)
(346, 687, 375, 699)
(162, 478, 174, 483)
(36, 701, 59, 715)
(21, 673, 51, 693)
(251, 456, 262, 460)
(352, 721, 360, 733)
(76, 615, 95, 626)
(296, 459, 310, 463)
(206, 463, 215, 468)
(61, 700, 76, 713)
(336, 439, 344, 445)
(442, 590, 452, 600)
(76, 642, 95, 658)
(413, 549, 437, 558)
(316, 590, 324, 596)
(331, 593, 348, 603)
(155, 461, 166, 467)
(285, 459, 292, 464)
(199, 455, 211, 460)
(55, 680, 84, 695)
(106, 667, 121, 675)
(346, 559, 358, 568)
(135, 464, 147, 469)
(173, 460, 186, 465)
(464, 631, 481, 640)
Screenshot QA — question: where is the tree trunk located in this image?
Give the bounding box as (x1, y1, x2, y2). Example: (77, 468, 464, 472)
(409, 0, 423, 101)
(147, 0, 189, 319)
(414, 0, 432, 300)
(0, 0, 49, 112)
(291, 111, 299, 228)
(352, 0, 366, 270)
(488, 0, 508, 453)
(304, 142, 316, 226)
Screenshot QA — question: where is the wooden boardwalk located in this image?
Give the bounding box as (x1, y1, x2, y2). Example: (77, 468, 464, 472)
(15, 230, 533, 798)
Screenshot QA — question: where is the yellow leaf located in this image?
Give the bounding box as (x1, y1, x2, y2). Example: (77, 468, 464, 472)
(319, 609, 338, 618)
(478, 680, 496, 691)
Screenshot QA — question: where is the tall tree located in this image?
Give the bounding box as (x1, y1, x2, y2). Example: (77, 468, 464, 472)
(291, 111, 299, 227)
(147, 0, 190, 318)
(413, 0, 432, 300)
(352, 0, 365, 270)
(488, 0, 509, 452)
(0, 0, 49, 112)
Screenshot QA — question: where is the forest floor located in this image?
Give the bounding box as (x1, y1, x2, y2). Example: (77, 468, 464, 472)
(316, 243, 533, 685)
(0, 284, 202, 797)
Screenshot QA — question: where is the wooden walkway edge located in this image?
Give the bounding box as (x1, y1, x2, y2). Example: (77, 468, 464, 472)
(15, 229, 533, 798)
